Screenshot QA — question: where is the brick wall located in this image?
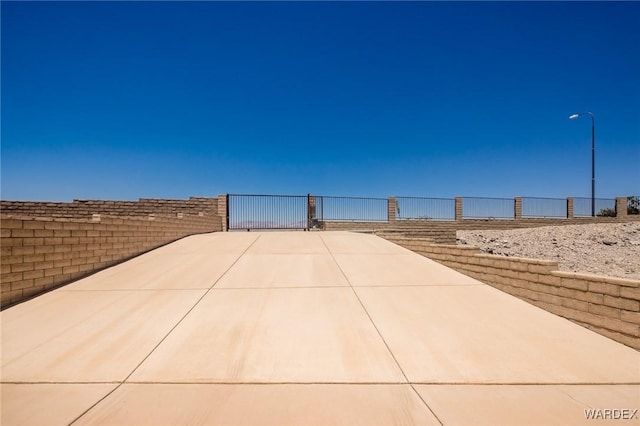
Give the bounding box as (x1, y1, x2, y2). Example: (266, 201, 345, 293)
(0, 197, 218, 218)
(381, 235, 640, 350)
(1, 212, 221, 308)
(325, 216, 640, 244)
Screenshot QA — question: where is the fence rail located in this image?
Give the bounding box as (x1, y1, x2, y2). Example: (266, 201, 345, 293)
(462, 197, 514, 219)
(574, 197, 616, 217)
(522, 197, 567, 218)
(224, 194, 632, 230)
(395, 197, 455, 221)
(315, 196, 388, 222)
(228, 194, 308, 230)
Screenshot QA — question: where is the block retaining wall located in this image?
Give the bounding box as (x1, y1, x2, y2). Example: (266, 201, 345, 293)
(380, 234, 640, 350)
(0, 197, 218, 218)
(325, 216, 640, 244)
(1, 213, 221, 308)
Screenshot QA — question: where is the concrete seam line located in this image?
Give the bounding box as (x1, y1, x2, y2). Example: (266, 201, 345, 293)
(68, 233, 262, 425)
(318, 234, 445, 426)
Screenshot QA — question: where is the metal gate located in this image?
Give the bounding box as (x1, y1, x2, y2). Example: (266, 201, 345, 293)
(227, 194, 310, 231)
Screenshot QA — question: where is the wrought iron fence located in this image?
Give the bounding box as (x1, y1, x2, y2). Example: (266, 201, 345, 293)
(395, 197, 455, 220)
(315, 196, 388, 222)
(627, 196, 639, 215)
(228, 194, 308, 230)
(574, 197, 616, 217)
(462, 197, 514, 219)
(522, 197, 567, 218)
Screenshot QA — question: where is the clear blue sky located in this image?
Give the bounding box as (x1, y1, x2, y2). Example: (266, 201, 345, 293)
(2, 1, 638, 201)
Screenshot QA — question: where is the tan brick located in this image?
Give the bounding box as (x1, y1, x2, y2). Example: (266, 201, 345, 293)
(1, 271, 23, 283)
(528, 263, 556, 274)
(23, 253, 45, 263)
(11, 229, 34, 238)
(34, 276, 55, 287)
(43, 237, 63, 246)
(573, 291, 604, 304)
(1, 219, 24, 229)
(10, 278, 35, 291)
(10, 262, 34, 273)
(11, 246, 35, 256)
(23, 269, 44, 280)
(620, 287, 640, 301)
(71, 258, 90, 267)
(1, 246, 12, 256)
(560, 297, 589, 312)
(1, 254, 24, 265)
(44, 267, 63, 277)
(44, 221, 63, 230)
(589, 282, 621, 297)
(53, 229, 71, 237)
(54, 245, 72, 253)
(63, 265, 80, 274)
(54, 259, 72, 268)
(34, 260, 55, 270)
(509, 261, 530, 272)
(34, 229, 55, 237)
(560, 277, 588, 292)
(529, 282, 558, 296)
(2, 238, 24, 248)
(22, 237, 44, 246)
(63, 222, 81, 230)
(588, 303, 620, 319)
(621, 310, 640, 325)
(1, 262, 11, 275)
(603, 295, 639, 312)
(22, 221, 45, 230)
(539, 274, 561, 286)
(537, 292, 562, 306)
(34, 245, 55, 254)
(1, 228, 11, 238)
(45, 252, 64, 262)
(556, 287, 576, 299)
(517, 271, 539, 283)
(500, 269, 520, 279)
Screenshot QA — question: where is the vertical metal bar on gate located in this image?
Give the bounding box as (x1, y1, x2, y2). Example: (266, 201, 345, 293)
(225, 194, 230, 231)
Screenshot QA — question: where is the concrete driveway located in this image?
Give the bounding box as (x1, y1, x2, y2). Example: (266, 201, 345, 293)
(1, 231, 638, 425)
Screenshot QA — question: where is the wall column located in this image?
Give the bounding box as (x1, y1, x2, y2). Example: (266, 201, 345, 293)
(455, 197, 463, 221)
(514, 197, 522, 220)
(388, 197, 397, 222)
(567, 197, 574, 219)
(218, 194, 228, 231)
(616, 197, 628, 219)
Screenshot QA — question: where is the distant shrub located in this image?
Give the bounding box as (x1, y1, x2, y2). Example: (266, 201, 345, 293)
(597, 208, 616, 217)
(628, 195, 640, 215)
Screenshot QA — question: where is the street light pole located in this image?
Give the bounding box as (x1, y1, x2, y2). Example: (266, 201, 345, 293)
(569, 112, 596, 216)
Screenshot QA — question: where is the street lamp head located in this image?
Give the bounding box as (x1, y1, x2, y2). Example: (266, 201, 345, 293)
(569, 113, 580, 120)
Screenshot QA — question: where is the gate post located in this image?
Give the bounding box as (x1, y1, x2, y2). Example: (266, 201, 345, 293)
(615, 197, 628, 219)
(388, 196, 397, 222)
(217, 194, 229, 231)
(567, 197, 574, 219)
(307, 194, 317, 231)
(455, 197, 463, 221)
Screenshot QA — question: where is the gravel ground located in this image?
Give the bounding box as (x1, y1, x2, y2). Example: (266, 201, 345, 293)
(457, 222, 640, 280)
